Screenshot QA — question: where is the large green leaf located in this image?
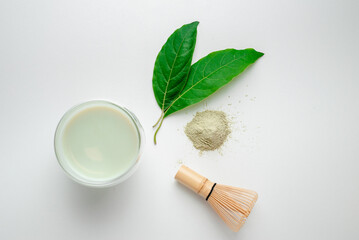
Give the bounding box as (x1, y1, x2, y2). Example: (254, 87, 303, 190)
(164, 48, 264, 117)
(152, 21, 199, 112)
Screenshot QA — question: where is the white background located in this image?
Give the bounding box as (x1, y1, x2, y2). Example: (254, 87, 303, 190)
(1, 0, 358, 239)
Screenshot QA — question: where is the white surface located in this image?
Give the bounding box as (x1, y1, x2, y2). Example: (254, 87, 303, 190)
(1, 0, 358, 239)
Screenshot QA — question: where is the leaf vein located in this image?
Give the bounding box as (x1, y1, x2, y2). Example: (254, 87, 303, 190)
(165, 56, 242, 114)
(161, 29, 193, 111)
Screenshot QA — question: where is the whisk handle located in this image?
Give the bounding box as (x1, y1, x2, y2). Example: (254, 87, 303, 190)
(175, 165, 206, 193)
(175, 165, 214, 199)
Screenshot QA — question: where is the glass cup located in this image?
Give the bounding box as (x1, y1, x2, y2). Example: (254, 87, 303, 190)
(54, 100, 145, 187)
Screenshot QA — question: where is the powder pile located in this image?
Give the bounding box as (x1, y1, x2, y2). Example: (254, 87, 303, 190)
(185, 110, 230, 151)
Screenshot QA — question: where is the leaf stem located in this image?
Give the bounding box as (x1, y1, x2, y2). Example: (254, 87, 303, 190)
(153, 116, 165, 145)
(153, 111, 164, 128)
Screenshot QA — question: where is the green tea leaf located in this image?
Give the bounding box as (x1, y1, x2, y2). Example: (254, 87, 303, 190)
(152, 21, 199, 113)
(151, 22, 264, 144)
(163, 48, 263, 117)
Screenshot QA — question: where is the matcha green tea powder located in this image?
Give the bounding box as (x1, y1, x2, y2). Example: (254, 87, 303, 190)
(185, 110, 231, 151)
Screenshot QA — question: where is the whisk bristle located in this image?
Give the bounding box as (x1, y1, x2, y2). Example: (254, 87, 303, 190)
(207, 184, 258, 232)
(175, 165, 258, 232)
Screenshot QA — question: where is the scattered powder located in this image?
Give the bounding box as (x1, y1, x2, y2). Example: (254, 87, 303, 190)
(185, 110, 231, 151)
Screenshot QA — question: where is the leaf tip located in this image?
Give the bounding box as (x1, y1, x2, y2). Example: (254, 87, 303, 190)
(189, 21, 200, 27)
(249, 48, 265, 60)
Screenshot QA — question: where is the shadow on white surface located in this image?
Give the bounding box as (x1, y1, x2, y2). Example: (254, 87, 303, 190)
(52, 162, 143, 224)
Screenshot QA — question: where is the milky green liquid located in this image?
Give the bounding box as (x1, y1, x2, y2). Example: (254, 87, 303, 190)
(61, 105, 139, 181)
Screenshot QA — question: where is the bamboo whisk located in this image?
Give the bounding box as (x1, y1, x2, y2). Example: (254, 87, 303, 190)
(175, 165, 258, 232)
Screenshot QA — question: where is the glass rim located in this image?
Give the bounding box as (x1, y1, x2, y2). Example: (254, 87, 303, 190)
(54, 100, 144, 188)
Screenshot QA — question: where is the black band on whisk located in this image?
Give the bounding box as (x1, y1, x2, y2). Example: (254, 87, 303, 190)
(206, 183, 217, 201)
